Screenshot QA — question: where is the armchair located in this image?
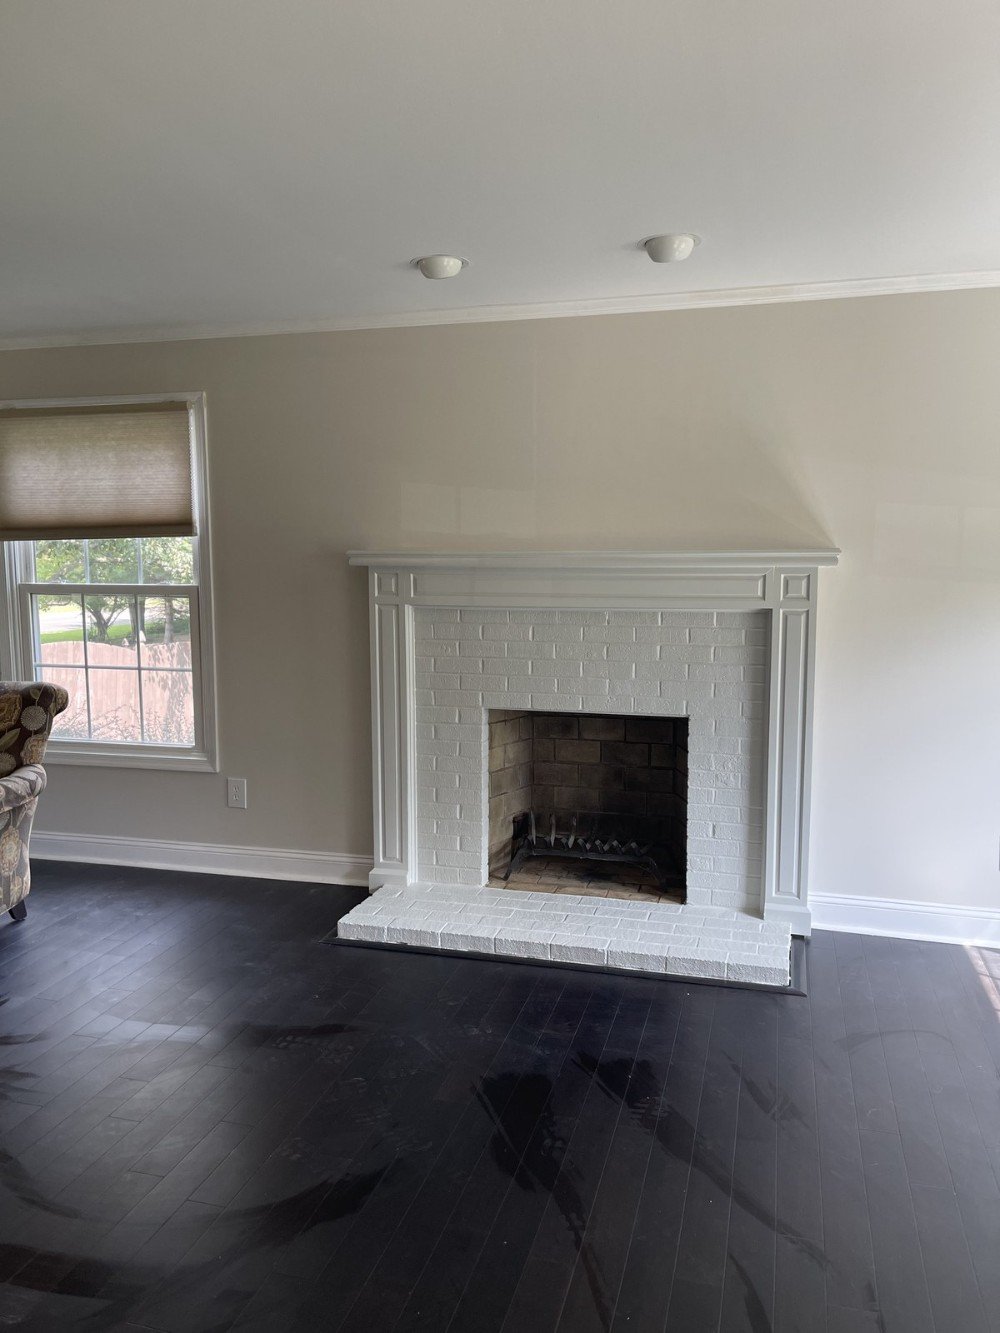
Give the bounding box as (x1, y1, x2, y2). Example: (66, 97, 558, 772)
(1, 682, 69, 922)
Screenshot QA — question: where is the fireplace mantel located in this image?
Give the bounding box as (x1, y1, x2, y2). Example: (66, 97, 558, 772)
(349, 548, 839, 935)
(349, 549, 840, 571)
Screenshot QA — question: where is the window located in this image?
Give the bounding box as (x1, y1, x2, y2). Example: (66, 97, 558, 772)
(0, 394, 217, 771)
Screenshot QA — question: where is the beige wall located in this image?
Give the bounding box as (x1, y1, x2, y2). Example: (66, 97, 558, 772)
(2, 288, 999, 910)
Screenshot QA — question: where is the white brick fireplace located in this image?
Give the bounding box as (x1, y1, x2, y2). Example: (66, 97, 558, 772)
(341, 550, 838, 984)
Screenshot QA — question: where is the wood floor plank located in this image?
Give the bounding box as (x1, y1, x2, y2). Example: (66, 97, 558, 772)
(0, 863, 998, 1332)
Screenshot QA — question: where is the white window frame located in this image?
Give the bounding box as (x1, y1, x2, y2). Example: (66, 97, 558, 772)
(0, 391, 219, 772)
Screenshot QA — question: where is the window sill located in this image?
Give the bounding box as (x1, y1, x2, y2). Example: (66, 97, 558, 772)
(43, 743, 218, 773)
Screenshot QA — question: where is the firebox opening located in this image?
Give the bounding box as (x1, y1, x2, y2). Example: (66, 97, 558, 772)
(487, 710, 687, 900)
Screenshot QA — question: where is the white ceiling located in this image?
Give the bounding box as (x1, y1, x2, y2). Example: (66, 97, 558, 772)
(2, 0, 999, 345)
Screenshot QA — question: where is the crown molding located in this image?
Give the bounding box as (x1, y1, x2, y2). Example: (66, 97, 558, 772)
(2, 269, 1000, 351)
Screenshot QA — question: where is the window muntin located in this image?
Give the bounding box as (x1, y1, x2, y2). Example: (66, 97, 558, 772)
(23, 545, 197, 747)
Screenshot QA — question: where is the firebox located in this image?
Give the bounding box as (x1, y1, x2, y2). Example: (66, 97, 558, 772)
(487, 710, 688, 897)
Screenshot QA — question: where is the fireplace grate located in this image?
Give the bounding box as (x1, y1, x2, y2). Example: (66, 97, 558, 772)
(503, 810, 682, 894)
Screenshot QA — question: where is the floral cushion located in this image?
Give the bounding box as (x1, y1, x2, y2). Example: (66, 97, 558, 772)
(0, 681, 70, 775)
(0, 765, 45, 911)
(0, 683, 68, 914)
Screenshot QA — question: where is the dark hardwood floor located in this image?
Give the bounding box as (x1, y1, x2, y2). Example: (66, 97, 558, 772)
(1, 863, 998, 1332)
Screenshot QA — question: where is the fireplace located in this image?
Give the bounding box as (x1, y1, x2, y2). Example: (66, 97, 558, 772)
(487, 710, 688, 896)
(343, 550, 838, 984)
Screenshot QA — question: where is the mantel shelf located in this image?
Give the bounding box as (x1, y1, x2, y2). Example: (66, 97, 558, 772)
(348, 548, 840, 572)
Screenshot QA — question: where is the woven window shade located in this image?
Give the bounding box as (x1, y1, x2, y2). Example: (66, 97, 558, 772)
(0, 401, 195, 540)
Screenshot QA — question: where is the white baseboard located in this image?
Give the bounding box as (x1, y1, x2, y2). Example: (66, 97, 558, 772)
(28, 838, 1000, 947)
(811, 891, 1000, 947)
(32, 830, 373, 887)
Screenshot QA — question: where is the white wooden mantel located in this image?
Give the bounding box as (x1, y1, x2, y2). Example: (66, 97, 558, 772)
(348, 549, 839, 935)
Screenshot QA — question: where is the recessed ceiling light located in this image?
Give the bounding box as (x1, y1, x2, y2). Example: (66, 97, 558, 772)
(643, 233, 700, 263)
(413, 254, 468, 279)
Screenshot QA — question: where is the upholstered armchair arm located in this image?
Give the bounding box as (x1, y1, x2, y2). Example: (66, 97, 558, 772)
(0, 681, 70, 775)
(0, 683, 66, 920)
(0, 764, 46, 916)
(0, 765, 47, 814)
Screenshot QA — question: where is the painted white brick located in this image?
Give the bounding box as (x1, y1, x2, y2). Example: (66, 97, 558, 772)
(558, 642, 608, 660)
(338, 918, 388, 942)
(727, 952, 787, 985)
(635, 626, 690, 644)
(714, 647, 767, 665)
(434, 851, 484, 869)
(531, 625, 585, 643)
(583, 626, 636, 644)
(707, 737, 743, 756)
(484, 623, 532, 640)
(503, 657, 533, 676)
(440, 929, 496, 952)
(633, 662, 688, 681)
(422, 802, 462, 819)
(629, 694, 663, 713)
(495, 929, 555, 959)
(580, 693, 618, 711)
(690, 628, 746, 645)
(711, 889, 760, 911)
(550, 935, 611, 965)
(416, 706, 461, 723)
(609, 610, 660, 625)
(527, 678, 558, 695)
(665, 948, 727, 980)
(432, 724, 476, 742)
(607, 946, 668, 972)
(341, 886, 789, 983)
(509, 639, 555, 658)
(607, 643, 659, 662)
(433, 819, 470, 837)
(434, 756, 481, 775)
(413, 606, 767, 915)
(386, 923, 443, 947)
(691, 663, 747, 682)
(421, 832, 461, 851)
(460, 639, 507, 658)
(442, 693, 485, 714)
(668, 612, 716, 626)
(657, 689, 689, 712)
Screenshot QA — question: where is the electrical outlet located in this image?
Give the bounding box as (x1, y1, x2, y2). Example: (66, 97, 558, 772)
(227, 777, 248, 810)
